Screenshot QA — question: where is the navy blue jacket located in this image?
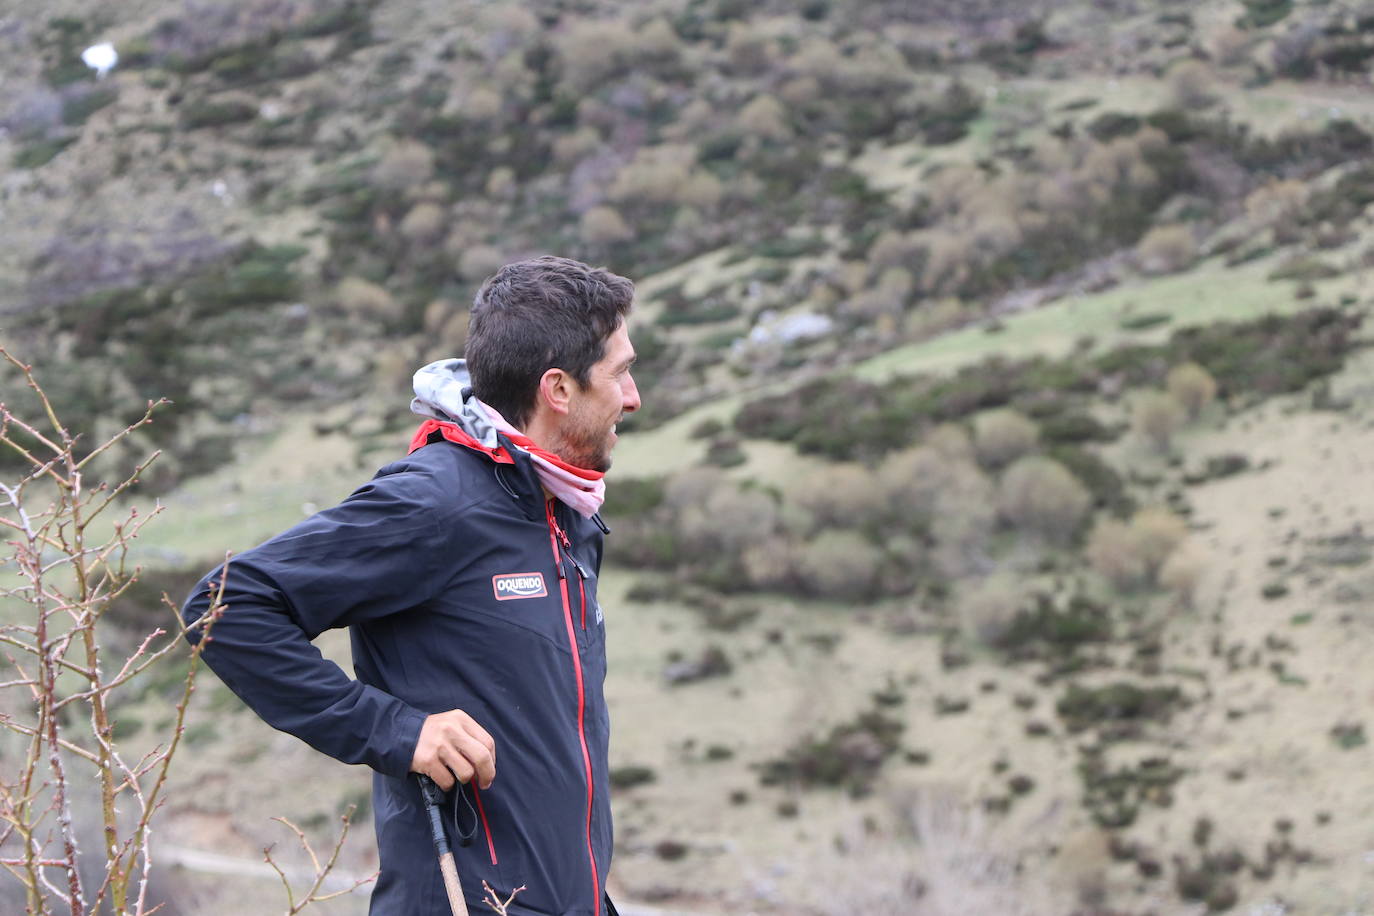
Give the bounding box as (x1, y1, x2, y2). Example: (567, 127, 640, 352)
(181, 424, 613, 915)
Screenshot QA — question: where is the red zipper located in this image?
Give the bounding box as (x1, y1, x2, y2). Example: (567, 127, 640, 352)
(545, 500, 601, 916)
(550, 510, 590, 630)
(578, 576, 587, 630)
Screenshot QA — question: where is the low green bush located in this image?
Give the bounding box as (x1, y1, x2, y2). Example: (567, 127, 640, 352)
(757, 706, 903, 796)
(609, 765, 657, 790)
(13, 136, 76, 169)
(181, 98, 258, 129)
(1078, 751, 1183, 829)
(1001, 593, 1113, 657)
(182, 244, 304, 309)
(1086, 112, 1142, 142)
(61, 86, 117, 126)
(1057, 682, 1186, 737)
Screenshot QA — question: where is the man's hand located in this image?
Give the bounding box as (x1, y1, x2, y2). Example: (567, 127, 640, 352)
(410, 710, 496, 791)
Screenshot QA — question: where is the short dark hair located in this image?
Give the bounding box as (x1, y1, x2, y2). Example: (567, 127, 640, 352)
(465, 256, 634, 429)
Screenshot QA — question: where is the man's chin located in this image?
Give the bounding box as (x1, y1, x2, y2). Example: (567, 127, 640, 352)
(561, 449, 611, 473)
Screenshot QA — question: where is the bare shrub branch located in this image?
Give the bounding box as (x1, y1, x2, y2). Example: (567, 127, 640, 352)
(0, 347, 364, 914)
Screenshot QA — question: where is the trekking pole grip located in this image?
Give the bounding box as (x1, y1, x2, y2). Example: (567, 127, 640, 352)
(417, 774, 470, 916)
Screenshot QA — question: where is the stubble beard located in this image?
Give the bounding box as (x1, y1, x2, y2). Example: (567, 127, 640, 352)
(549, 411, 615, 473)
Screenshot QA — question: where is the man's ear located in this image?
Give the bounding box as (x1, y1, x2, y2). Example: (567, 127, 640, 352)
(536, 367, 575, 416)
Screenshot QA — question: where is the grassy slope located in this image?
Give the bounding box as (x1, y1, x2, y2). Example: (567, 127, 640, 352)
(855, 256, 1361, 383)
(601, 310, 1374, 915)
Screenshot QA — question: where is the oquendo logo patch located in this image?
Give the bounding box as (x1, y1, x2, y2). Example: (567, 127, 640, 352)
(492, 572, 548, 601)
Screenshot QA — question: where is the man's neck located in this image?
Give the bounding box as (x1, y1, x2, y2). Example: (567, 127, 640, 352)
(521, 411, 558, 457)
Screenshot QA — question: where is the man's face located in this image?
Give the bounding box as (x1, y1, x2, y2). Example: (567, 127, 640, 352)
(551, 322, 640, 472)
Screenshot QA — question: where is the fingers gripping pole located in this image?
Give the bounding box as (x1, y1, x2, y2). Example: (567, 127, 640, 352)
(419, 775, 470, 916)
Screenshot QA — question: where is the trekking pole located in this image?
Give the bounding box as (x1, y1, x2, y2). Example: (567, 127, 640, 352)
(418, 774, 471, 916)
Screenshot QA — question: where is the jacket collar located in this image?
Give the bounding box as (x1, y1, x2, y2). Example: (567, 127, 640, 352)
(410, 419, 547, 522)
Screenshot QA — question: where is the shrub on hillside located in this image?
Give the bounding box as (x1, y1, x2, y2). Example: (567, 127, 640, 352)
(972, 409, 1039, 470)
(336, 276, 401, 322)
(1131, 390, 1184, 452)
(866, 229, 922, 271)
(371, 342, 418, 393)
(1049, 445, 1135, 518)
(1101, 308, 1362, 400)
(1001, 592, 1113, 657)
(929, 470, 997, 578)
(925, 424, 976, 461)
(372, 139, 434, 192)
(484, 166, 516, 199)
(1131, 507, 1189, 573)
(1086, 508, 1189, 590)
(181, 97, 258, 129)
(663, 467, 722, 514)
(1159, 546, 1206, 606)
(847, 267, 914, 320)
(876, 443, 995, 576)
(634, 18, 684, 72)
(1087, 112, 1142, 142)
(399, 201, 446, 245)
(580, 206, 634, 245)
(1136, 224, 1196, 275)
(914, 228, 976, 295)
(703, 437, 746, 468)
(1038, 411, 1117, 446)
(793, 464, 890, 532)
(679, 479, 782, 579)
(144, 0, 367, 73)
(742, 538, 798, 592)
(1168, 60, 1216, 109)
(736, 93, 791, 141)
(1238, 0, 1293, 28)
(960, 575, 1027, 648)
(555, 17, 636, 91)
(725, 21, 776, 75)
(609, 144, 693, 204)
(1165, 362, 1217, 420)
(918, 80, 982, 145)
(795, 530, 885, 600)
(876, 446, 960, 528)
(610, 144, 721, 210)
(1267, 255, 1341, 282)
(1056, 682, 1185, 736)
(422, 298, 467, 344)
(997, 457, 1091, 545)
(758, 705, 904, 796)
(1085, 519, 1149, 590)
(1244, 178, 1307, 239)
(457, 244, 504, 281)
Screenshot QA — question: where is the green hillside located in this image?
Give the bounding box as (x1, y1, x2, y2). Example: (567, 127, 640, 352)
(4, 0, 1374, 913)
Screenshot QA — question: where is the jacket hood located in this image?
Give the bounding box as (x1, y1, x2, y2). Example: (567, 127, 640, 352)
(410, 358, 503, 449)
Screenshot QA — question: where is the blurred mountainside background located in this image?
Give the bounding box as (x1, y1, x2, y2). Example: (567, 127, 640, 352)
(3, 0, 1374, 912)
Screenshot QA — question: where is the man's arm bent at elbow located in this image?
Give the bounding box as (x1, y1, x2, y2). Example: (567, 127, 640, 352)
(180, 470, 496, 788)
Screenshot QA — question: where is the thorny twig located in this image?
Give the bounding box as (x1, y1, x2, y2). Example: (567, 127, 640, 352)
(263, 807, 378, 914)
(481, 880, 528, 915)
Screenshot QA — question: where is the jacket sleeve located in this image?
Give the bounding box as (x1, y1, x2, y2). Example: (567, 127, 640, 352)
(180, 467, 455, 778)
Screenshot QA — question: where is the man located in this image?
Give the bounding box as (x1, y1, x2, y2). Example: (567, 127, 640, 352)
(182, 256, 640, 915)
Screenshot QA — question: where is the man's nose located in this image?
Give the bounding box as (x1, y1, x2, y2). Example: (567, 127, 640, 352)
(621, 373, 641, 413)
